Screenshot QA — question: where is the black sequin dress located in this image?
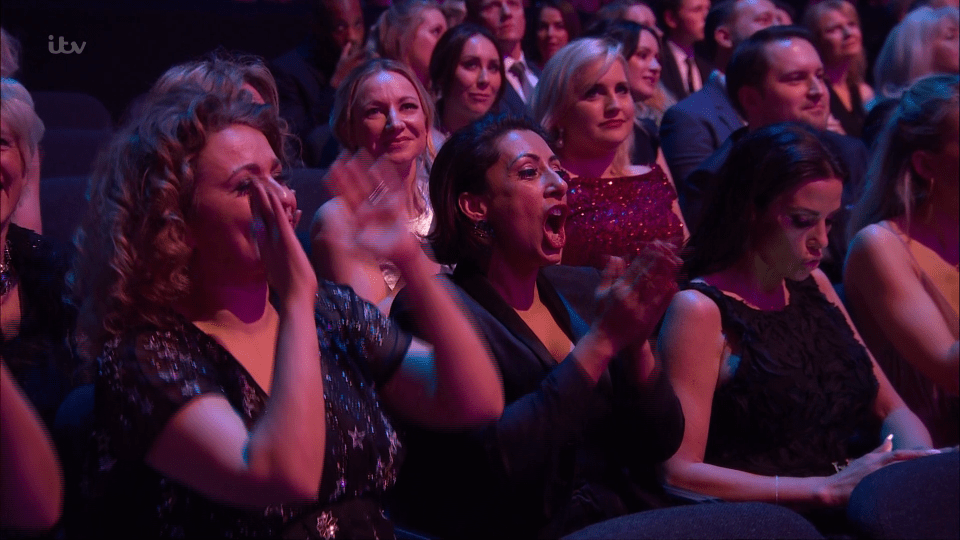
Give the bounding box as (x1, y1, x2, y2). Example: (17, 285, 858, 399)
(561, 166, 684, 269)
(83, 282, 410, 539)
(688, 277, 882, 478)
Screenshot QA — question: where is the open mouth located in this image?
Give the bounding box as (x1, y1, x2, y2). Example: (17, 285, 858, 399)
(543, 205, 568, 250)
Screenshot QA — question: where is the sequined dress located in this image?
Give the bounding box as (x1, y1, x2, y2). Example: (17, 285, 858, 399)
(562, 165, 684, 268)
(83, 282, 411, 539)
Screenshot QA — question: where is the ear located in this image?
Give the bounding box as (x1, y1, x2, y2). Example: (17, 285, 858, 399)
(663, 10, 679, 31)
(910, 149, 935, 184)
(458, 191, 489, 223)
(715, 25, 734, 50)
(738, 85, 762, 121)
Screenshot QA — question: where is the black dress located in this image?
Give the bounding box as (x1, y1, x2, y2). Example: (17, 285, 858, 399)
(82, 283, 411, 539)
(829, 81, 867, 139)
(688, 277, 881, 478)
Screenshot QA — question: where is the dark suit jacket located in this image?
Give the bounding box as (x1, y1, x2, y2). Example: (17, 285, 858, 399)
(660, 72, 743, 186)
(683, 126, 869, 282)
(270, 40, 341, 168)
(659, 44, 712, 103)
(388, 264, 684, 539)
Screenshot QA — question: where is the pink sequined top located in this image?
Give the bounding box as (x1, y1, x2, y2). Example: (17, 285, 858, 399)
(561, 164, 684, 268)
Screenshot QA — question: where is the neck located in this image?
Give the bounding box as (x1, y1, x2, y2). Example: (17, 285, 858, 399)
(715, 51, 732, 75)
(668, 35, 696, 54)
(484, 250, 540, 310)
(504, 41, 523, 60)
(824, 60, 851, 86)
(560, 148, 619, 179)
(912, 194, 960, 265)
(179, 272, 271, 327)
(726, 250, 787, 296)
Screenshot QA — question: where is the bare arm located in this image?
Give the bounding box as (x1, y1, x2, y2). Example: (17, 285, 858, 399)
(844, 225, 959, 393)
(659, 288, 935, 507)
(146, 181, 325, 508)
(0, 362, 62, 531)
(311, 198, 390, 305)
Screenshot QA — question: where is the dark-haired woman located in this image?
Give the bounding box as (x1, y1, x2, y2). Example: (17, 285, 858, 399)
(659, 122, 952, 536)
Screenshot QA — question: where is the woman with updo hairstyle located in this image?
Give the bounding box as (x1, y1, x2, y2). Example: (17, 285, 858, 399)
(313, 58, 440, 310)
(368, 0, 448, 89)
(659, 122, 952, 537)
(0, 77, 69, 534)
(845, 74, 959, 447)
(532, 37, 686, 269)
(429, 23, 505, 137)
(71, 82, 501, 539)
(803, 0, 875, 138)
(525, 0, 581, 69)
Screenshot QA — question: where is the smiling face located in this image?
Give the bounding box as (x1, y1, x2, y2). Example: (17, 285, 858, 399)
(745, 38, 829, 129)
(351, 70, 428, 167)
(815, 7, 863, 65)
(752, 177, 842, 281)
(0, 125, 26, 233)
(559, 59, 635, 158)
(477, 129, 570, 268)
(448, 34, 503, 120)
(189, 124, 295, 279)
(405, 7, 448, 83)
(627, 29, 662, 100)
(536, 6, 570, 63)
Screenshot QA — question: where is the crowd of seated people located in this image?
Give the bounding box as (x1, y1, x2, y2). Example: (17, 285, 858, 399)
(1, 0, 958, 537)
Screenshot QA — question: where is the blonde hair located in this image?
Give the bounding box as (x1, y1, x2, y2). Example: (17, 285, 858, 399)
(804, 0, 868, 87)
(369, 0, 443, 75)
(1, 28, 20, 78)
(874, 6, 960, 98)
(0, 78, 45, 179)
(531, 37, 634, 175)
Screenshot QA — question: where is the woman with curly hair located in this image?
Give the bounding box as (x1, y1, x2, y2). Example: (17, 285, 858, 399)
(71, 83, 501, 539)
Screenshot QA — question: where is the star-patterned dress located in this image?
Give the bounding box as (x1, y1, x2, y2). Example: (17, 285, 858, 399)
(81, 282, 410, 539)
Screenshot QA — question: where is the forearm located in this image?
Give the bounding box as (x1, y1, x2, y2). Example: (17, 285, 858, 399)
(663, 459, 826, 506)
(397, 252, 504, 425)
(881, 406, 933, 450)
(0, 363, 63, 530)
(245, 297, 325, 501)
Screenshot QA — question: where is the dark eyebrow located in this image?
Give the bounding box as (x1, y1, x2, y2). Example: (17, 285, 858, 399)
(507, 152, 543, 169)
(228, 160, 281, 181)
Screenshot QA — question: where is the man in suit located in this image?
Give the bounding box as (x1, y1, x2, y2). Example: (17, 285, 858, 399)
(466, 0, 540, 117)
(656, 0, 712, 102)
(660, 0, 777, 185)
(683, 25, 869, 282)
(270, 0, 366, 168)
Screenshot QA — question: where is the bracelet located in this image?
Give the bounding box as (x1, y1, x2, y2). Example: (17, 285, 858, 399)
(775, 475, 780, 504)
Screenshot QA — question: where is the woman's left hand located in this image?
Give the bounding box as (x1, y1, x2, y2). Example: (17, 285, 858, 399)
(323, 150, 422, 266)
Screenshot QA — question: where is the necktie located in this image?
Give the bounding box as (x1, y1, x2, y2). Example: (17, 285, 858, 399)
(509, 61, 534, 103)
(685, 56, 697, 95)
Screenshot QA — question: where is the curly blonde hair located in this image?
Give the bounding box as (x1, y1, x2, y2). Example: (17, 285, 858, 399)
(72, 87, 289, 358)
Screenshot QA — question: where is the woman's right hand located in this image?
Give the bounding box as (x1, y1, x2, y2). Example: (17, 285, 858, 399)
(593, 242, 681, 352)
(250, 178, 317, 304)
(817, 435, 940, 506)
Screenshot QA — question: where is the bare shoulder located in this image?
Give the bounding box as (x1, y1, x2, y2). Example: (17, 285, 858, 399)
(312, 197, 352, 237)
(810, 268, 840, 301)
(847, 223, 914, 274)
(663, 288, 723, 336)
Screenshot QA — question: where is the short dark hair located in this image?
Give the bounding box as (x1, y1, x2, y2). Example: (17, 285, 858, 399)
(429, 113, 549, 265)
(525, 0, 583, 65)
(726, 25, 815, 117)
(701, 0, 737, 61)
(682, 122, 847, 280)
(429, 23, 507, 116)
(583, 18, 661, 60)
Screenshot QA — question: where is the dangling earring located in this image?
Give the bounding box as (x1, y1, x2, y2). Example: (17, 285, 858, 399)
(472, 220, 495, 240)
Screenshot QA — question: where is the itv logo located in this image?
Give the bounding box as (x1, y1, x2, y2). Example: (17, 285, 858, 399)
(48, 35, 86, 55)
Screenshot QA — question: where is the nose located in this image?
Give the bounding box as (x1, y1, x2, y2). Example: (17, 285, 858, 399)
(809, 75, 826, 97)
(385, 106, 401, 131)
(478, 67, 489, 85)
(269, 177, 297, 216)
(349, 26, 364, 47)
(650, 57, 661, 73)
(545, 168, 568, 198)
(811, 221, 829, 251)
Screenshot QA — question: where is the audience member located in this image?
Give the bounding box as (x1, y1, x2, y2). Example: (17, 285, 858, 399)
(526, 0, 581, 69)
(430, 23, 505, 136)
(532, 38, 687, 269)
(594, 0, 660, 32)
(467, 0, 538, 116)
(659, 121, 948, 537)
(682, 26, 869, 282)
(845, 74, 959, 447)
(311, 59, 438, 310)
(270, 0, 367, 167)
(0, 76, 72, 537)
(153, 51, 279, 109)
(655, 0, 711, 101)
(390, 113, 821, 540)
(582, 20, 669, 166)
(873, 5, 959, 100)
(71, 84, 502, 539)
(367, 0, 448, 89)
(659, 0, 776, 185)
(1, 28, 20, 78)
(804, 0, 875, 138)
